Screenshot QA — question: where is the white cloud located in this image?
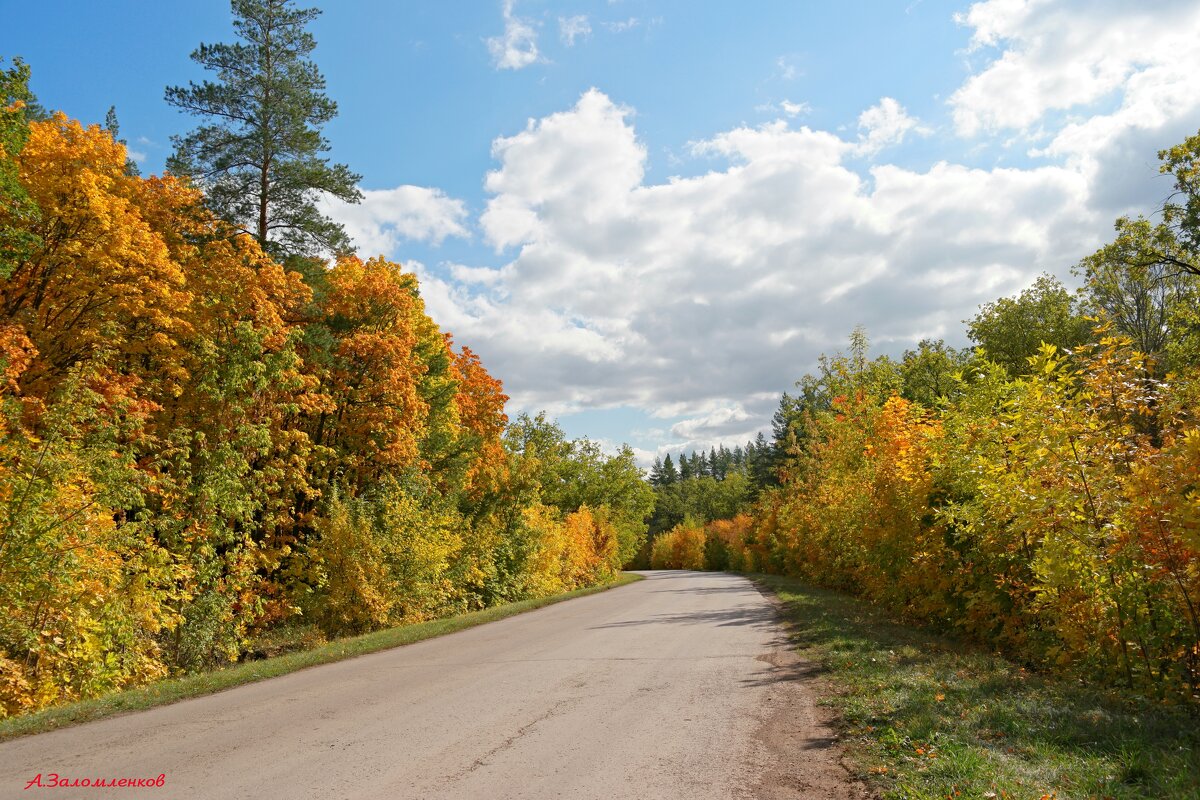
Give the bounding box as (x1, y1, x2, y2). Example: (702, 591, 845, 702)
(603, 17, 640, 32)
(384, 3, 1200, 455)
(775, 56, 798, 80)
(758, 99, 812, 118)
(780, 100, 811, 118)
(424, 89, 1104, 431)
(559, 15, 591, 46)
(487, 0, 540, 70)
(449, 263, 508, 286)
(321, 186, 470, 256)
(951, 0, 1200, 140)
(856, 97, 930, 155)
(670, 404, 754, 441)
(127, 149, 147, 164)
(481, 89, 645, 252)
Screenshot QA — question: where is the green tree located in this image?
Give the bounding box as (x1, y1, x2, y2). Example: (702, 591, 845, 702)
(1158, 130, 1200, 265)
(678, 452, 694, 480)
(1075, 131, 1200, 371)
(649, 456, 665, 485)
(660, 453, 678, 484)
(1077, 219, 1194, 364)
(798, 326, 902, 409)
(966, 274, 1091, 376)
(770, 393, 808, 473)
(165, 0, 361, 260)
(748, 432, 773, 490)
(0, 58, 39, 280)
(503, 413, 653, 567)
(650, 453, 680, 486)
(900, 338, 969, 408)
(103, 106, 140, 177)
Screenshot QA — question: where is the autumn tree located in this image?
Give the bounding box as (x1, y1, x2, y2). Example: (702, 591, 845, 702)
(165, 0, 361, 259)
(0, 92, 638, 716)
(503, 414, 653, 567)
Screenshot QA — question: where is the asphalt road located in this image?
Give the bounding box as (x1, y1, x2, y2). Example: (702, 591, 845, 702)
(0, 571, 867, 799)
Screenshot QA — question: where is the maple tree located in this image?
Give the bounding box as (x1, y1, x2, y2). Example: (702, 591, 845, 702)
(0, 100, 648, 716)
(660, 298, 1200, 699)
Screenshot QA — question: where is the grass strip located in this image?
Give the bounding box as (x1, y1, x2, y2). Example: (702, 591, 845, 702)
(753, 574, 1200, 800)
(0, 573, 643, 742)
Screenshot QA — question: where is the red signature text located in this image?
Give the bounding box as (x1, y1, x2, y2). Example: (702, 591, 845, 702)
(24, 774, 166, 790)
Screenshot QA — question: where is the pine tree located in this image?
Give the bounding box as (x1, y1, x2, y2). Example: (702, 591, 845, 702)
(770, 392, 808, 475)
(678, 452, 694, 480)
(649, 456, 665, 486)
(749, 431, 774, 489)
(166, 0, 361, 260)
(103, 106, 140, 176)
(660, 453, 679, 484)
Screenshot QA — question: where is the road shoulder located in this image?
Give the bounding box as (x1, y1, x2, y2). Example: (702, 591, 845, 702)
(749, 578, 875, 800)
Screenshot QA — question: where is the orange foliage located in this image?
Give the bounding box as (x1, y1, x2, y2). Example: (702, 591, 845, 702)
(449, 341, 509, 497)
(0, 107, 634, 717)
(313, 255, 427, 482)
(7, 116, 191, 404)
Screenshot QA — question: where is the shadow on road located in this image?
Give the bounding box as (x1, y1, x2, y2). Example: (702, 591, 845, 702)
(588, 604, 776, 630)
(739, 654, 827, 689)
(648, 585, 751, 596)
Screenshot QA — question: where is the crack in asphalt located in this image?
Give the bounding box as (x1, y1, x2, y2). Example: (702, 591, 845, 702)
(443, 696, 580, 784)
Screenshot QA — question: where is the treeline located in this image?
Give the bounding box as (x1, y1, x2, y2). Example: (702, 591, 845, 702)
(655, 129, 1200, 701)
(650, 442, 765, 485)
(645, 407, 808, 538)
(646, 445, 753, 536)
(0, 52, 650, 715)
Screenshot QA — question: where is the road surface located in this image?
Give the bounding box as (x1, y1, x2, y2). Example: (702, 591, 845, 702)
(0, 571, 867, 799)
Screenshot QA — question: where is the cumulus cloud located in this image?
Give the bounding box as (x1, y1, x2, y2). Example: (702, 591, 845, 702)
(449, 263, 508, 286)
(559, 15, 591, 46)
(419, 88, 1103, 449)
(948, 0, 1200, 223)
(856, 97, 930, 155)
(487, 0, 540, 70)
(670, 404, 755, 441)
(951, 0, 1200, 141)
(481, 89, 646, 252)
(321, 186, 470, 256)
(340, 2, 1200, 458)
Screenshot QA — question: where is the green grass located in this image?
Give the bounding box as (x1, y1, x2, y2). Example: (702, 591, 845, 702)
(0, 573, 642, 742)
(753, 574, 1200, 800)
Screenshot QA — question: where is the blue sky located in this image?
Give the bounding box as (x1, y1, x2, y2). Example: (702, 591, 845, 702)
(5, 2, 968, 177)
(6, 1, 1200, 463)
